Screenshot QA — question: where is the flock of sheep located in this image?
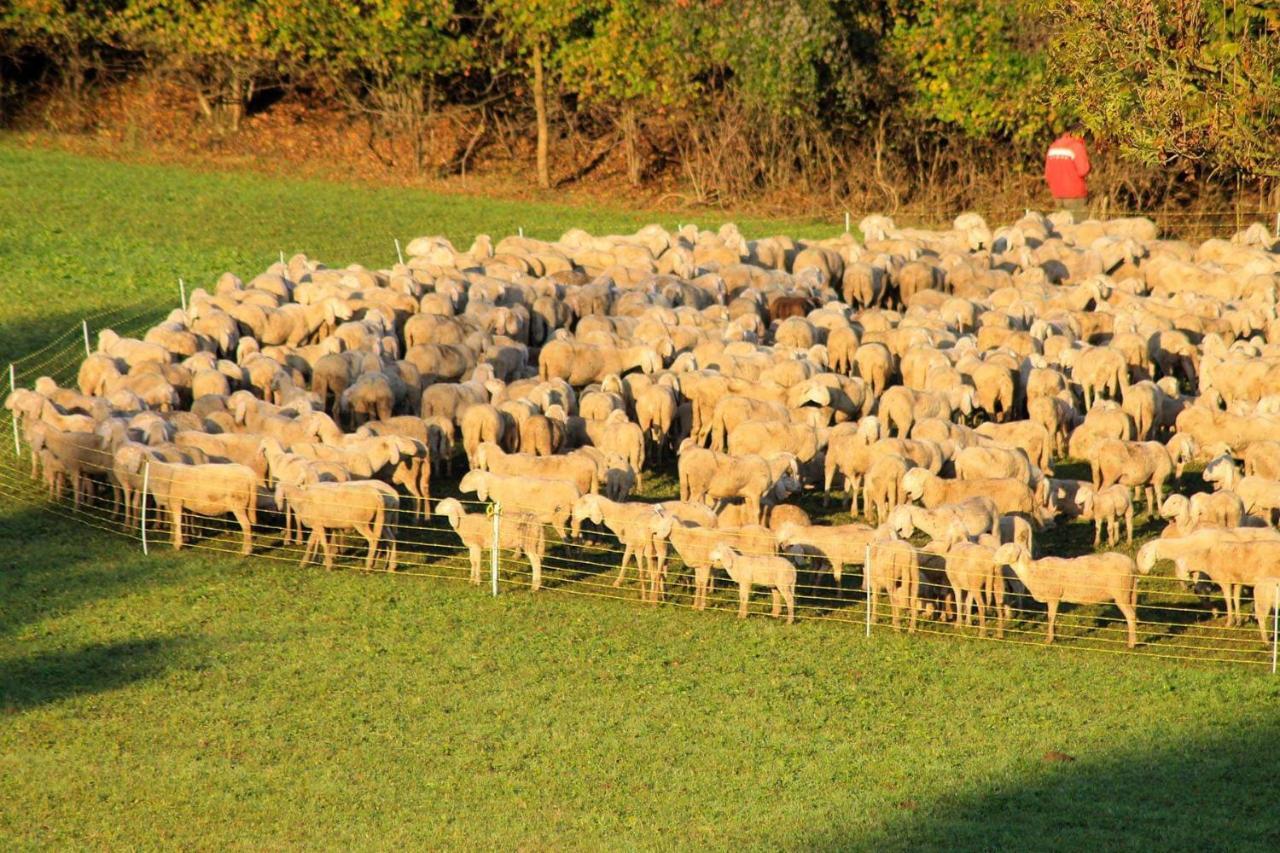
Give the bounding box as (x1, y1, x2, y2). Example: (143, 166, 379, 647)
(8, 211, 1280, 650)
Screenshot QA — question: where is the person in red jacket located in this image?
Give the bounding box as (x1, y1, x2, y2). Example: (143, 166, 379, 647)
(1044, 131, 1091, 215)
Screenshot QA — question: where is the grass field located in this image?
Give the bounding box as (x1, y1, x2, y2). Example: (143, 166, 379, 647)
(3, 140, 1280, 850)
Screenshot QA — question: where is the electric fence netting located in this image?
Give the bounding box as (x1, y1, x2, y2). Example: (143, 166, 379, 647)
(5, 308, 1280, 671)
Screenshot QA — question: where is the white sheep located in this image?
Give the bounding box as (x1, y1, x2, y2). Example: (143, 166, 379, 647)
(708, 544, 797, 624)
(436, 497, 547, 590)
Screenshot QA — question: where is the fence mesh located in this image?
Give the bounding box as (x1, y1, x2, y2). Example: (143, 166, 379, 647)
(4, 310, 1278, 670)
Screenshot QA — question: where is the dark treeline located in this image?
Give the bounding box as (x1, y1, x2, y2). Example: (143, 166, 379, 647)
(3, 1, 1279, 212)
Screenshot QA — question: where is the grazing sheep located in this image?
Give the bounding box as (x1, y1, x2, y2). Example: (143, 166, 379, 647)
(436, 497, 547, 590)
(888, 499, 1001, 543)
(901, 468, 1048, 525)
(936, 523, 1006, 637)
(1089, 438, 1180, 516)
(994, 544, 1141, 647)
(774, 521, 877, 582)
(1138, 530, 1280, 626)
(708, 544, 797, 624)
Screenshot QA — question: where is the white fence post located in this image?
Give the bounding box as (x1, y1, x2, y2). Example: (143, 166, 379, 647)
(864, 543, 872, 638)
(141, 461, 150, 556)
(490, 501, 502, 597)
(394, 238, 404, 266)
(1274, 211, 1279, 237)
(82, 320, 91, 357)
(178, 278, 187, 312)
(518, 226, 524, 238)
(1272, 582, 1278, 675)
(8, 363, 17, 454)
(279, 250, 286, 265)
(844, 211, 851, 233)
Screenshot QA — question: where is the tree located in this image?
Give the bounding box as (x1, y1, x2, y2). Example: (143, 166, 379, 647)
(118, 0, 295, 133)
(1, 0, 125, 104)
(558, 0, 706, 185)
(483, 0, 597, 188)
(889, 0, 1056, 145)
(302, 1, 476, 174)
(1049, 0, 1280, 176)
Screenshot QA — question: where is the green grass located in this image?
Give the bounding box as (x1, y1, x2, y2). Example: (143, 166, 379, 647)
(3, 140, 1280, 850)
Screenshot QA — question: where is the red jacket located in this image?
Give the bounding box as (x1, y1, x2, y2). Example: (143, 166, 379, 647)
(1044, 134, 1090, 199)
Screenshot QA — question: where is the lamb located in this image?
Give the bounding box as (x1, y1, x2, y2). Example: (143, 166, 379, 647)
(1075, 484, 1134, 546)
(1158, 492, 1246, 536)
(708, 544, 797, 624)
(994, 543, 1142, 647)
(458, 470, 582, 540)
(282, 480, 399, 571)
(436, 497, 547, 590)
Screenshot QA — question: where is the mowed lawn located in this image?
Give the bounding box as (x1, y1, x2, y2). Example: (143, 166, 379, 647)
(2, 141, 1279, 850)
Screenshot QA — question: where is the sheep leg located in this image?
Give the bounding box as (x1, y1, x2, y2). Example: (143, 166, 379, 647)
(693, 565, 709, 610)
(737, 581, 750, 619)
(1125, 510, 1133, 545)
(770, 588, 781, 618)
(468, 545, 482, 585)
(357, 522, 377, 570)
(1093, 519, 1102, 548)
(973, 590, 988, 636)
(528, 549, 542, 592)
(232, 508, 253, 556)
(385, 528, 398, 573)
(783, 583, 795, 624)
(171, 502, 185, 550)
(1044, 600, 1059, 644)
(318, 529, 336, 570)
(301, 528, 321, 567)
(1116, 597, 1138, 648)
(950, 581, 965, 630)
(613, 544, 633, 588)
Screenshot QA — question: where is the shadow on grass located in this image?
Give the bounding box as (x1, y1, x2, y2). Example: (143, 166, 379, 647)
(803, 716, 1280, 850)
(0, 498, 179, 641)
(0, 637, 184, 712)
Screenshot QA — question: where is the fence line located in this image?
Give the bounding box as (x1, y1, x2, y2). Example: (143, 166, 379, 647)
(3, 411, 1275, 669)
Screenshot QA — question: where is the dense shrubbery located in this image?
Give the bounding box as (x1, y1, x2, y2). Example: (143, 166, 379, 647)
(2, 0, 1278, 205)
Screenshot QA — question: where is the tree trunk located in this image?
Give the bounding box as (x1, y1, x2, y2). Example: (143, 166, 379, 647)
(621, 104, 641, 187)
(532, 41, 550, 189)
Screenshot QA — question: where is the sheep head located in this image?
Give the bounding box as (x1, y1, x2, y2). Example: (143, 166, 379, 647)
(1159, 494, 1189, 521)
(992, 542, 1028, 567)
(458, 470, 487, 499)
(435, 498, 463, 528)
(901, 468, 930, 501)
(887, 505, 914, 539)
